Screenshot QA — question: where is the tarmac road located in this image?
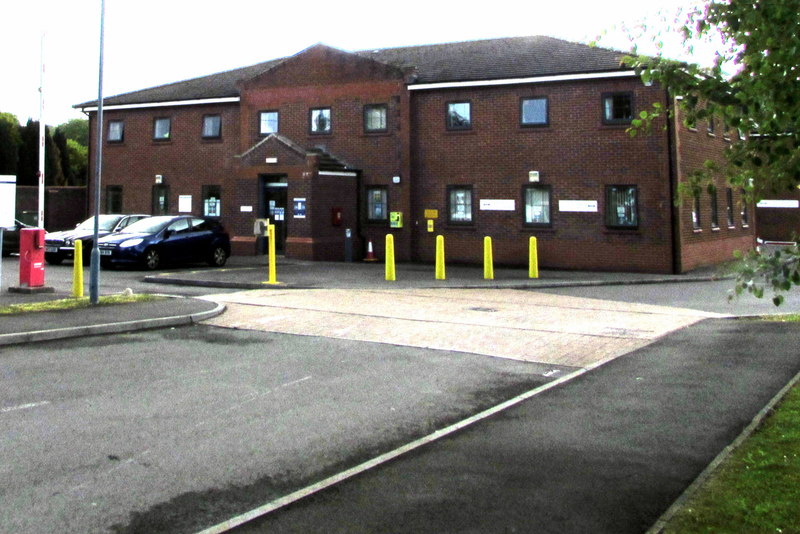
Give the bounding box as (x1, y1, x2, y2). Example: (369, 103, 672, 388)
(228, 318, 800, 534)
(0, 324, 561, 534)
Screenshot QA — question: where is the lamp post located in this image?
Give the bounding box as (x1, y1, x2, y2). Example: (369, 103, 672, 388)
(89, 0, 105, 304)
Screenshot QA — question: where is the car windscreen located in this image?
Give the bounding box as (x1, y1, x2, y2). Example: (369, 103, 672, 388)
(119, 216, 173, 234)
(76, 215, 124, 231)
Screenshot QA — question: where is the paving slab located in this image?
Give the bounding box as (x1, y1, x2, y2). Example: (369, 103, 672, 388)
(204, 289, 723, 368)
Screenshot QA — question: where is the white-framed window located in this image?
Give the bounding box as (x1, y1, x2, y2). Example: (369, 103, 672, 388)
(107, 120, 124, 143)
(446, 101, 471, 130)
(366, 186, 388, 221)
(692, 194, 702, 230)
(521, 97, 548, 127)
(447, 185, 473, 224)
(153, 117, 171, 140)
(364, 104, 388, 133)
(310, 108, 331, 134)
(202, 115, 221, 139)
(259, 111, 279, 135)
(605, 185, 638, 228)
(726, 187, 735, 227)
(524, 185, 551, 225)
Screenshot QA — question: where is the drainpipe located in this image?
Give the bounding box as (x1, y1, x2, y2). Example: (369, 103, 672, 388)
(666, 90, 682, 274)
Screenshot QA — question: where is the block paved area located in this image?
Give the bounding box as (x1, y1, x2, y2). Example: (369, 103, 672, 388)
(204, 289, 723, 368)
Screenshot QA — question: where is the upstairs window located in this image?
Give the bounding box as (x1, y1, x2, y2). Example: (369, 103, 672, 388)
(153, 117, 171, 140)
(605, 185, 638, 228)
(520, 97, 549, 127)
(259, 111, 279, 135)
(107, 120, 124, 143)
(364, 104, 388, 133)
(447, 185, 473, 224)
(202, 115, 221, 139)
(310, 108, 331, 134)
(602, 92, 633, 125)
(446, 101, 471, 130)
(366, 186, 388, 221)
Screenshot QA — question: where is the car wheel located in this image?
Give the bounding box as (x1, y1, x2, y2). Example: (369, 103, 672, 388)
(45, 253, 64, 265)
(208, 246, 228, 267)
(143, 248, 160, 270)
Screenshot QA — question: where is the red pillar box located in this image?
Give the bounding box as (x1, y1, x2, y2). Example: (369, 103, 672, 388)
(19, 228, 46, 287)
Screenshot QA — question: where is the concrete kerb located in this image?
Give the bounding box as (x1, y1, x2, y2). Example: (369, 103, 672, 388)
(0, 297, 226, 347)
(142, 268, 732, 291)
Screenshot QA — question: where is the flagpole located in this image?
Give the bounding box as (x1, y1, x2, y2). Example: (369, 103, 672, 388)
(90, 0, 105, 305)
(38, 34, 45, 228)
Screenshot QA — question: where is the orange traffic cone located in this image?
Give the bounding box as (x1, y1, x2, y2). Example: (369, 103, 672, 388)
(364, 240, 378, 262)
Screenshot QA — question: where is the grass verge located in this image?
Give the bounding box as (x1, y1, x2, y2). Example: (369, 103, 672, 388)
(0, 294, 162, 316)
(660, 315, 800, 533)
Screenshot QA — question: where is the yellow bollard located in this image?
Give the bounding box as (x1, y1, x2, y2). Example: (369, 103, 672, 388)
(435, 235, 446, 280)
(483, 236, 494, 280)
(72, 239, 84, 298)
(267, 224, 278, 284)
(529, 236, 539, 279)
(385, 234, 396, 281)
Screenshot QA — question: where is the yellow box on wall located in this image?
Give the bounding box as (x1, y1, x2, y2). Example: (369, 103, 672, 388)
(390, 211, 403, 228)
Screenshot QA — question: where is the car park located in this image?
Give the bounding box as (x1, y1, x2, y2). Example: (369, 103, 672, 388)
(1, 219, 33, 256)
(96, 215, 230, 270)
(45, 214, 149, 265)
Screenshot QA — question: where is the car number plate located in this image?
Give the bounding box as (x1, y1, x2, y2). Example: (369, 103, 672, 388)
(45, 246, 58, 253)
(99, 249, 112, 256)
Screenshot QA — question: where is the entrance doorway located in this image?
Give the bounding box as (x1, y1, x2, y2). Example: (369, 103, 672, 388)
(259, 175, 288, 253)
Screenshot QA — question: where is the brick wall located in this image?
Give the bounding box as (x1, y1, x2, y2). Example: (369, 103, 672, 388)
(672, 104, 756, 271)
(409, 79, 675, 272)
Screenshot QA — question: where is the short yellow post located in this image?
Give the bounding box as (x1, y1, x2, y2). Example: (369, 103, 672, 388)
(385, 234, 396, 281)
(267, 224, 278, 284)
(529, 236, 539, 279)
(435, 234, 446, 280)
(72, 239, 84, 297)
(483, 236, 494, 280)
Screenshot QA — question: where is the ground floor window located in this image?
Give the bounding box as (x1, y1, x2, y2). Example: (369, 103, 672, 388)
(447, 185, 473, 224)
(726, 187, 735, 227)
(202, 185, 221, 217)
(152, 184, 170, 215)
(523, 185, 551, 225)
(692, 194, 702, 230)
(366, 186, 388, 222)
(105, 185, 123, 213)
(605, 185, 638, 228)
(710, 189, 719, 229)
(741, 192, 749, 226)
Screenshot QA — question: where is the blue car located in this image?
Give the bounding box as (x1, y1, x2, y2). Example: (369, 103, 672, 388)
(97, 215, 230, 270)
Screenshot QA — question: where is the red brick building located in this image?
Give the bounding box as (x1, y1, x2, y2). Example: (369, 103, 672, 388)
(78, 36, 754, 273)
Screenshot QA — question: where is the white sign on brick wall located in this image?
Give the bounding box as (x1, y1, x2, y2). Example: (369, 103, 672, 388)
(559, 200, 598, 213)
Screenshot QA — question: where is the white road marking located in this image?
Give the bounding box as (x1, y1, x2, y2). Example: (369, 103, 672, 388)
(1, 401, 50, 414)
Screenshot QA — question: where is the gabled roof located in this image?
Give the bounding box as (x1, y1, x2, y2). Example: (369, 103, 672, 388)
(77, 35, 629, 108)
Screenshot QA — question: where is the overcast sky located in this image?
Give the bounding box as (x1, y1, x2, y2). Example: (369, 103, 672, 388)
(1, 0, 709, 126)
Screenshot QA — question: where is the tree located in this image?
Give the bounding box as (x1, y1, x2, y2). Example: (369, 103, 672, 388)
(16, 119, 65, 187)
(57, 118, 89, 147)
(0, 112, 21, 175)
(55, 119, 89, 185)
(624, 0, 800, 305)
